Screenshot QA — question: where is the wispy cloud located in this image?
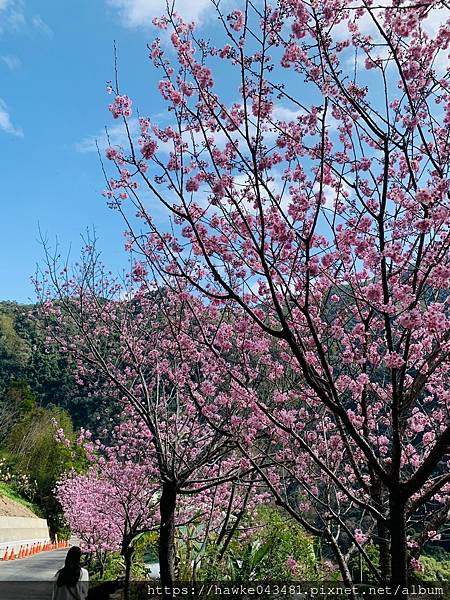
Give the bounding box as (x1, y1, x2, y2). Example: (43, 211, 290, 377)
(0, 0, 25, 32)
(76, 102, 304, 157)
(0, 54, 21, 70)
(0, 98, 23, 137)
(0, 2, 52, 37)
(31, 14, 53, 37)
(106, 0, 219, 28)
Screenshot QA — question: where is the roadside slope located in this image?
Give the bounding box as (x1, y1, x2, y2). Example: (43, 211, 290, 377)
(0, 495, 37, 519)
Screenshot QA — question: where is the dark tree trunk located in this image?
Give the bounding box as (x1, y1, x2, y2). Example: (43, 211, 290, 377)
(123, 545, 135, 600)
(159, 481, 177, 596)
(96, 551, 106, 578)
(389, 494, 408, 590)
(372, 481, 391, 581)
(377, 518, 391, 582)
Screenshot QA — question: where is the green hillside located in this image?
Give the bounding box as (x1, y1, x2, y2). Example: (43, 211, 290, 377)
(0, 481, 41, 517)
(0, 301, 96, 537)
(0, 301, 117, 432)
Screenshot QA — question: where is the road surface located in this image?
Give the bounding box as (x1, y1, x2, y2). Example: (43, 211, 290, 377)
(0, 547, 67, 599)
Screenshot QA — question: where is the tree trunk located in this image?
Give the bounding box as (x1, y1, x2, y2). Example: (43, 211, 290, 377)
(372, 481, 391, 581)
(377, 518, 391, 582)
(96, 551, 106, 578)
(123, 545, 134, 600)
(159, 481, 177, 595)
(389, 494, 408, 589)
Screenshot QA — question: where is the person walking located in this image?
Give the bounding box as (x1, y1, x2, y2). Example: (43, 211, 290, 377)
(52, 546, 89, 600)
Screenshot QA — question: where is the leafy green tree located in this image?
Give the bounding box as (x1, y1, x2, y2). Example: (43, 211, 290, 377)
(0, 304, 31, 385)
(5, 405, 83, 536)
(4, 380, 36, 413)
(0, 381, 36, 443)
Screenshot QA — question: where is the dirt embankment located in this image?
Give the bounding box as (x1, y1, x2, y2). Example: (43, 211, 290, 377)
(0, 495, 38, 518)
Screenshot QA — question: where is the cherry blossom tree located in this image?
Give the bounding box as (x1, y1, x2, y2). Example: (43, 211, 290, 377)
(56, 410, 268, 592)
(38, 248, 257, 591)
(55, 415, 159, 598)
(94, 0, 450, 590)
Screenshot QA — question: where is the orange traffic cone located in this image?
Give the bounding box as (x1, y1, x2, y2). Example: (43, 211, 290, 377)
(8, 548, 15, 560)
(2, 547, 8, 561)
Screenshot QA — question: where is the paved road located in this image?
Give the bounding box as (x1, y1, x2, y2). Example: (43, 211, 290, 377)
(0, 548, 67, 599)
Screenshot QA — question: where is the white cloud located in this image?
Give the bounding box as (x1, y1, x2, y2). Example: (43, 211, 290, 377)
(76, 114, 228, 155)
(107, 0, 219, 28)
(313, 181, 351, 209)
(272, 105, 304, 122)
(0, 98, 23, 137)
(336, 5, 449, 83)
(421, 6, 450, 37)
(76, 118, 140, 153)
(77, 102, 304, 161)
(0, 54, 20, 69)
(422, 7, 450, 75)
(333, 2, 449, 44)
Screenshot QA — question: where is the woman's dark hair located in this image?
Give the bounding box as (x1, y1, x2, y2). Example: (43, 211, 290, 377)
(56, 546, 82, 588)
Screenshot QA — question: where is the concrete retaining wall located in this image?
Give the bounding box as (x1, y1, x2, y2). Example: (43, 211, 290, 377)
(0, 517, 49, 544)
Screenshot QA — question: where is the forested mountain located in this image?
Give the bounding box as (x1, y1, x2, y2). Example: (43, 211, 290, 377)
(0, 301, 117, 433)
(0, 301, 116, 536)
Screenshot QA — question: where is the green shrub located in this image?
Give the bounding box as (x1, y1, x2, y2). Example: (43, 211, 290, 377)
(412, 556, 450, 583)
(196, 506, 320, 582)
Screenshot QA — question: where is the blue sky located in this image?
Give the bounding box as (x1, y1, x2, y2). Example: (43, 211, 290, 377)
(2, 1, 446, 302)
(0, 0, 217, 302)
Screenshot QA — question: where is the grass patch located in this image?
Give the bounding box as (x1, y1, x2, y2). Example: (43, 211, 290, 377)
(0, 482, 42, 517)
